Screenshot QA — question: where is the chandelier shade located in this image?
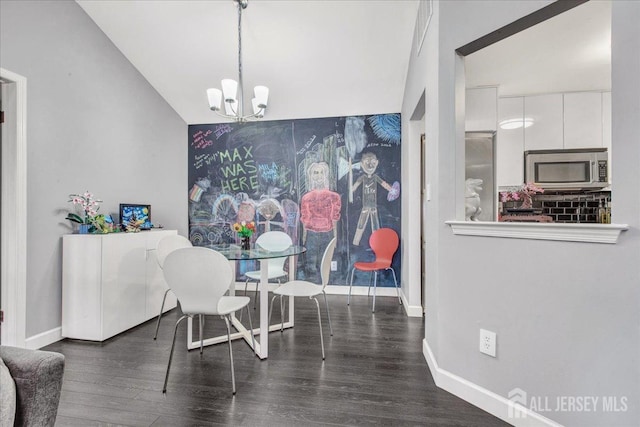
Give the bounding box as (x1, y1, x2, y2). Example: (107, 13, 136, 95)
(206, 0, 268, 122)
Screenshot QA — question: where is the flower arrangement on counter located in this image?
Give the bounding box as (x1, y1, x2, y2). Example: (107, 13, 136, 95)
(232, 221, 256, 238)
(500, 182, 544, 209)
(66, 191, 119, 234)
(66, 191, 102, 225)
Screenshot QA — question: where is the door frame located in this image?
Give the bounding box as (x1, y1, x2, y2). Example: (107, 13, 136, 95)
(1, 68, 27, 347)
(420, 133, 426, 313)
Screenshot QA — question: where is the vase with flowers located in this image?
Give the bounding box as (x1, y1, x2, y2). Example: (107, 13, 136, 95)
(232, 221, 256, 250)
(500, 182, 544, 210)
(66, 191, 103, 234)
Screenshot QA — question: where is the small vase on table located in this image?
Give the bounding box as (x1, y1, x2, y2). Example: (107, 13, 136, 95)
(241, 236, 251, 250)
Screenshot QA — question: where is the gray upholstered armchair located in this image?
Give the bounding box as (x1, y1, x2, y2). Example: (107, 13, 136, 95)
(0, 346, 65, 427)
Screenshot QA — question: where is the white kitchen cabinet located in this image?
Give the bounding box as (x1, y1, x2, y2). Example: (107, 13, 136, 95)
(466, 87, 497, 132)
(564, 92, 603, 149)
(524, 94, 564, 150)
(602, 92, 611, 153)
(497, 97, 525, 187)
(62, 229, 178, 341)
(602, 91, 612, 183)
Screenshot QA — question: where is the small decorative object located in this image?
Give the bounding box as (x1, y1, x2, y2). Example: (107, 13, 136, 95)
(125, 212, 145, 233)
(66, 191, 103, 234)
(92, 214, 121, 234)
(464, 178, 483, 221)
(232, 221, 256, 250)
(119, 204, 152, 230)
(500, 182, 544, 209)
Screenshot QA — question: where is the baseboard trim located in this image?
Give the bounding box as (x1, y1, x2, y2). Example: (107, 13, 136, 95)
(25, 327, 62, 350)
(422, 339, 563, 427)
(233, 282, 420, 315)
(235, 282, 403, 297)
(324, 284, 400, 297)
(400, 292, 423, 317)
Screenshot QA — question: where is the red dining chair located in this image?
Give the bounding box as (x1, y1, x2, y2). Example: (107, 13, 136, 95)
(348, 228, 401, 312)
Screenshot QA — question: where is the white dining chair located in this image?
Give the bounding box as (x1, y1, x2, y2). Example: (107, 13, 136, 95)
(153, 234, 192, 340)
(243, 231, 292, 308)
(161, 246, 254, 395)
(269, 237, 336, 360)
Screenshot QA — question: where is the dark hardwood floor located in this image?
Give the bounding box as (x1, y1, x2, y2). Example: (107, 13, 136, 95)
(44, 294, 508, 426)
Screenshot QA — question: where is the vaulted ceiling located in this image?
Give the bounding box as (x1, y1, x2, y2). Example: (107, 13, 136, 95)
(77, 0, 611, 125)
(77, 0, 420, 125)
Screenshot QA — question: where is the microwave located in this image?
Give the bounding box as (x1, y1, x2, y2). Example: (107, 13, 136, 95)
(524, 148, 609, 190)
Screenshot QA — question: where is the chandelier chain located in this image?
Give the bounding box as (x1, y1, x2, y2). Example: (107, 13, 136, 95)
(237, 0, 244, 118)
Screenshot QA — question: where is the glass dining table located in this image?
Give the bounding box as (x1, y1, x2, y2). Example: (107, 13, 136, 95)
(185, 243, 306, 359)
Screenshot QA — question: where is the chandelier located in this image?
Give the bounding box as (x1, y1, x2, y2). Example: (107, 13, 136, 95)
(207, 0, 269, 122)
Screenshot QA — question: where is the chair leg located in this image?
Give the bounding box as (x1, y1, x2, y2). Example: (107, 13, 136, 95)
(280, 295, 285, 332)
(269, 294, 277, 325)
(348, 267, 356, 305)
(389, 267, 401, 305)
(368, 272, 373, 297)
(153, 288, 170, 340)
(239, 279, 250, 322)
(163, 314, 188, 393)
(253, 280, 258, 310)
(372, 271, 378, 312)
(223, 315, 237, 395)
(312, 297, 325, 360)
(246, 305, 255, 354)
(199, 314, 204, 355)
(323, 291, 333, 336)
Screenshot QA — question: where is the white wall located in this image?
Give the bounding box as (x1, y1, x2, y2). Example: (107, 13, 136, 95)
(0, 0, 188, 340)
(405, 0, 640, 425)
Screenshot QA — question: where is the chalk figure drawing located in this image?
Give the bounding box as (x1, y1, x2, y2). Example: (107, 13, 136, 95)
(350, 152, 400, 245)
(300, 162, 341, 280)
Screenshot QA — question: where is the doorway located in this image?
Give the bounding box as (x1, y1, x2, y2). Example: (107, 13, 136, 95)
(0, 68, 27, 347)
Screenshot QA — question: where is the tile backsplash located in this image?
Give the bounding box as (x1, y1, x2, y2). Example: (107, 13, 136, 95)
(500, 190, 611, 223)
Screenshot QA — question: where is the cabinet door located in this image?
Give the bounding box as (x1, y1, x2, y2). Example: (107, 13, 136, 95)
(62, 236, 103, 340)
(602, 92, 611, 152)
(466, 87, 497, 132)
(524, 94, 564, 150)
(497, 97, 525, 187)
(602, 92, 612, 183)
(564, 92, 603, 149)
(101, 234, 147, 339)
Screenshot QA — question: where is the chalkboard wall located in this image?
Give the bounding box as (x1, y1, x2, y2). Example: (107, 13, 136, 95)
(188, 113, 401, 287)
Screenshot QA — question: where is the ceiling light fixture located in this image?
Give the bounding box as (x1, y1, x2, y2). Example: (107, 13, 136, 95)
(499, 118, 534, 130)
(207, 0, 268, 122)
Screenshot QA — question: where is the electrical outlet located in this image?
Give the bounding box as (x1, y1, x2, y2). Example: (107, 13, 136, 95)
(330, 261, 338, 271)
(479, 329, 497, 357)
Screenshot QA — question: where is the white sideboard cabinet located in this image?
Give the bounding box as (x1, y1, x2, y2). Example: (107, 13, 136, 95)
(62, 229, 178, 341)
